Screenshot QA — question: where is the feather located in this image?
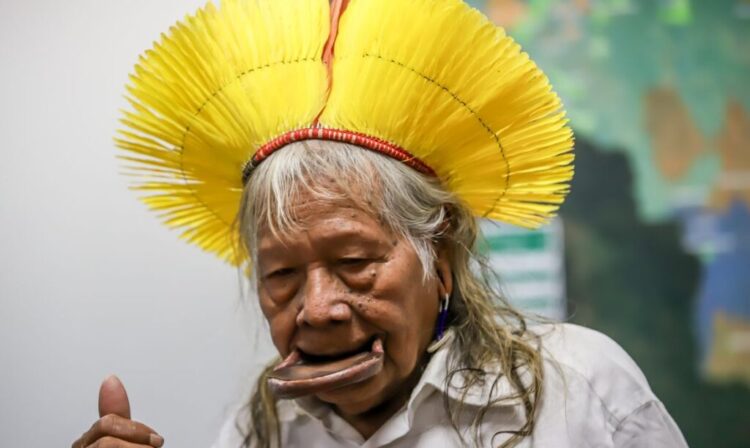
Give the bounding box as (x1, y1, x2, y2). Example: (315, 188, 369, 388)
(116, 0, 329, 264)
(116, 0, 574, 265)
(322, 0, 573, 227)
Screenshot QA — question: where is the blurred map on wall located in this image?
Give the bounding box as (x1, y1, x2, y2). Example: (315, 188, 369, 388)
(467, 1, 749, 444)
(469, 0, 750, 385)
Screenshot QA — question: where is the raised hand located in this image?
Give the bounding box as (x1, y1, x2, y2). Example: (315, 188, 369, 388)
(71, 375, 164, 448)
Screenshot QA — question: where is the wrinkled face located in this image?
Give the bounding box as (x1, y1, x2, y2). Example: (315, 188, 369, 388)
(256, 198, 443, 416)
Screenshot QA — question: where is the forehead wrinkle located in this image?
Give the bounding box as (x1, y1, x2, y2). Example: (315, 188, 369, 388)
(258, 196, 400, 260)
(268, 177, 382, 234)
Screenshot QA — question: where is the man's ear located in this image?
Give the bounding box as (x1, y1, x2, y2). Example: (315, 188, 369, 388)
(434, 244, 453, 299)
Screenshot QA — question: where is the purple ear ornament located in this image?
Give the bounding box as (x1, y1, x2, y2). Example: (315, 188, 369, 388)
(434, 294, 450, 342)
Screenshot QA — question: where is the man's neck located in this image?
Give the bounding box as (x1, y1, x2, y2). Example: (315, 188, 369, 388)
(334, 355, 430, 439)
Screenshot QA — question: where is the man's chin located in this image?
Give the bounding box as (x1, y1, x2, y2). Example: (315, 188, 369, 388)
(314, 374, 386, 416)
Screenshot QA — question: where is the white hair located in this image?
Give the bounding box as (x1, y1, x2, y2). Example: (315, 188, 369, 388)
(238, 140, 458, 281)
(237, 140, 545, 448)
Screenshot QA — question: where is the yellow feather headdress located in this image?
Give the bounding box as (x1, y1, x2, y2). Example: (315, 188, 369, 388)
(117, 0, 574, 265)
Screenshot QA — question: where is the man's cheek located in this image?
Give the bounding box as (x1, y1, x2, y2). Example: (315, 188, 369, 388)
(268, 316, 295, 355)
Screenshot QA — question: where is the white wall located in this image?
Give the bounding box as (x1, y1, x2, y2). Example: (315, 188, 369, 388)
(0, 1, 276, 446)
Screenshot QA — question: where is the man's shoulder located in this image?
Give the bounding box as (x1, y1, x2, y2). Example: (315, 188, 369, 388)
(531, 323, 657, 419)
(532, 323, 647, 381)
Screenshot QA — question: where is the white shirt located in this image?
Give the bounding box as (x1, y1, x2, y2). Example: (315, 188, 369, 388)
(212, 324, 688, 447)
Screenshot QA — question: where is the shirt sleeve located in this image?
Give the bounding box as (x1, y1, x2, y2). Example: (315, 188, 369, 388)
(613, 400, 689, 448)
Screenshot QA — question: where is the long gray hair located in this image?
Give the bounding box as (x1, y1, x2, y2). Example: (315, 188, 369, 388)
(236, 140, 543, 447)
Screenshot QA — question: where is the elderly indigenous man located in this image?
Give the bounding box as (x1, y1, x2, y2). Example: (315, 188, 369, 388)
(72, 0, 688, 447)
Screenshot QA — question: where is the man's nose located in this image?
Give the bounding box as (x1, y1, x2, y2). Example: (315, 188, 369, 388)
(297, 267, 353, 327)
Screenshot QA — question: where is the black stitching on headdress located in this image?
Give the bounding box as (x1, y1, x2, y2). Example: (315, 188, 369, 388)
(177, 58, 319, 227)
(174, 53, 514, 227)
(360, 52, 511, 217)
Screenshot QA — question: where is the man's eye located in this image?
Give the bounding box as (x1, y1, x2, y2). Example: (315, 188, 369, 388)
(266, 267, 295, 278)
(338, 258, 368, 266)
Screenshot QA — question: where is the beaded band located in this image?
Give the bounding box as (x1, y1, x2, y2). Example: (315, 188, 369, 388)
(241, 128, 437, 184)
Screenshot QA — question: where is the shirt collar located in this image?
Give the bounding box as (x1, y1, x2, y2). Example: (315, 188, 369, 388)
(408, 329, 525, 411)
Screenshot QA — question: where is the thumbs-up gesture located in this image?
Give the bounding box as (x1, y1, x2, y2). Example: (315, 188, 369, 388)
(71, 375, 164, 447)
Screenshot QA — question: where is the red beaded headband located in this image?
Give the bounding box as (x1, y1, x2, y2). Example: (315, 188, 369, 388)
(241, 0, 435, 185)
(241, 128, 437, 184)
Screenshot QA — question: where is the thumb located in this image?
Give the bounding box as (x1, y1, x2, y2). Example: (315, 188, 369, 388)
(98, 374, 131, 419)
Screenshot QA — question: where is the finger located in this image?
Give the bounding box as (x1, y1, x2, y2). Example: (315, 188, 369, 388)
(99, 375, 131, 419)
(72, 432, 88, 448)
(87, 436, 157, 448)
(86, 414, 164, 447)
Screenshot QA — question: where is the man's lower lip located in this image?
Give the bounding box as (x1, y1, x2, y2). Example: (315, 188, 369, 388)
(268, 338, 385, 399)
